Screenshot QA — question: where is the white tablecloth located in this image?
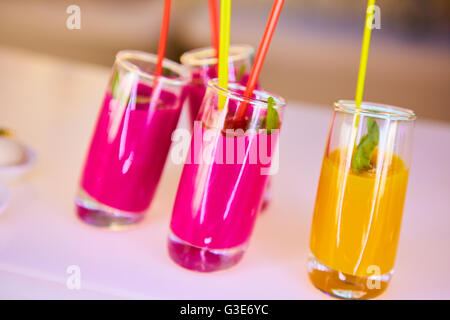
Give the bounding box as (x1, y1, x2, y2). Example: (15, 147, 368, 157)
(0, 46, 449, 299)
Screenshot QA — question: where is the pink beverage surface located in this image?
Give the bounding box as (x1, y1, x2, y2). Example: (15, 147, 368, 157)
(170, 124, 278, 249)
(81, 82, 183, 213)
(187, 66, 256, 124)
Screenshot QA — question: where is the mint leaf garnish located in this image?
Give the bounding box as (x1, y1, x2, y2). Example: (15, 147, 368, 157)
(162, 67, 172, 77)
(352, 118, 379, 173)
(111, 71, 120, 95)
(236, 64, 246, 82)
(266, 96, 279, 134)
(111, 71, 122, 99)
(111, 71, 130, 104)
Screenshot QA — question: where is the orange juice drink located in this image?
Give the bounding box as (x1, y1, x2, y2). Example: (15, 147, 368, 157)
(308, 101, 416, 299)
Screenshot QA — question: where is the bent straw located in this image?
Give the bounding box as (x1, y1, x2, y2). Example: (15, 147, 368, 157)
(155, 0, 172, 76)
(208, 0, 220, 55)
(234, 0, 284, 122)
(218, 0, 232, 109)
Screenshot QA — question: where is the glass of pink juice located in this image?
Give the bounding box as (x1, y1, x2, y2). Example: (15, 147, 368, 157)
(168, 79, 286, 272)
(76, 50, 189, 228)
(180, 45, 274, 212)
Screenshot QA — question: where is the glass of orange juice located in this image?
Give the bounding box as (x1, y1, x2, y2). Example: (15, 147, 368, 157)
(308, 100, 416, 299)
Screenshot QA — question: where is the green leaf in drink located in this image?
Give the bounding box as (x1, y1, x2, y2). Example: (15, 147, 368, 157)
(266, 96, 279, 134)
(352, 117, 379, 173)
(111, 71, 120, 96)
(162, 67, 172, 77)
(236, 64, 246, 82)
(111, 71, 130, 105)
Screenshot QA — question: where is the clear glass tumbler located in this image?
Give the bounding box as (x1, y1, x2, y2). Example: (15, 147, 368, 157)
(76, 50, 189, 228)
(168, 79, 286, 272)
(181, 45, 275, 213)
(308, 100, 416, 299)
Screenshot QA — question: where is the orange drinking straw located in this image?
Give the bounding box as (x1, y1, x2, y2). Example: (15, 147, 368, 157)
(234, 0, 284, 122)
(208, 0, 220, 55)
(155, 0, 172, 76)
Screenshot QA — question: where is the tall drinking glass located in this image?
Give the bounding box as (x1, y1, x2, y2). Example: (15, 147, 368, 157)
(76, 50, 189, 228)
(308, 100, 416, 299)
(168, 79, 286, 272)
(180, 45, 276, 212)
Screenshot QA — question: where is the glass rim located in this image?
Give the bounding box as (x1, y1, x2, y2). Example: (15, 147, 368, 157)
(115, 50, 189, 86)
(207, 79, 286, 110)
(335, 100, 416, 121)
(180, 44, 255, 67)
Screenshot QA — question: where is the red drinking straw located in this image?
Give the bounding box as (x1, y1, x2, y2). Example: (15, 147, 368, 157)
(208, 0, 220, 55)
(234, 0, 284, 122)
(150, 0, 172, 109)
(155, 0, 172, 76)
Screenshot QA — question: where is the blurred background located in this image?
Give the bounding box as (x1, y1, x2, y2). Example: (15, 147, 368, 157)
(0, 0, 449, 121)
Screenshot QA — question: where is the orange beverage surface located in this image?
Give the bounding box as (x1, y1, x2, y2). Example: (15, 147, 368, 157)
(310, 149, 409, 277)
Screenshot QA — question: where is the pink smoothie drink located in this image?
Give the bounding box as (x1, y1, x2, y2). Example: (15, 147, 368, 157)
(170, 123, 277, 249)
(80, 82, 183, 213)
(168, 79, 285, 271)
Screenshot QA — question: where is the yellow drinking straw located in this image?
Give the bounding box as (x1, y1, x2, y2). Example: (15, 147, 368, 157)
(349, 0, 376, 159)
(355, 0, 376, 113)
(218, 0, 231, 109)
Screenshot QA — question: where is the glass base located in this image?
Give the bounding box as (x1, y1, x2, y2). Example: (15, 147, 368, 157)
(167, 231, 246, 272)
(307, 254, 392, 299)
(75, 189, 144, 229)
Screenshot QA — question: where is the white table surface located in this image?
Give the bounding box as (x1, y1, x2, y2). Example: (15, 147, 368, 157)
(0, 46, 449, 299)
